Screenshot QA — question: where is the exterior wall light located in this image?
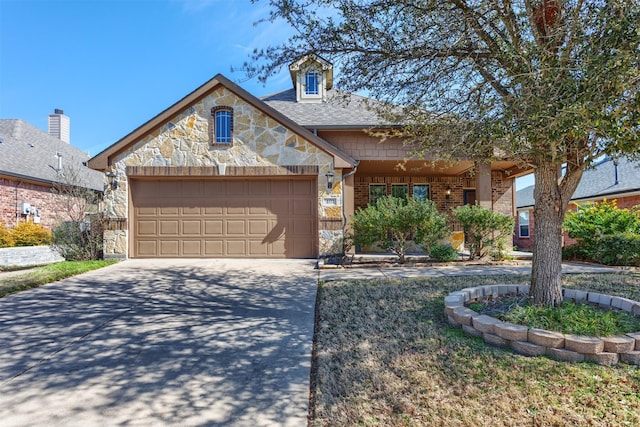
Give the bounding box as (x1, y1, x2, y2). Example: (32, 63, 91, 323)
(446, 187, 452, 200)
(325, 167, 335, 190)
(106, 171, 118, 191)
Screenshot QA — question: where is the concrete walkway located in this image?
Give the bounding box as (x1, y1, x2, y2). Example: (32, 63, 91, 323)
(318, 261, 622, 282)
(0, 259, 317, 427)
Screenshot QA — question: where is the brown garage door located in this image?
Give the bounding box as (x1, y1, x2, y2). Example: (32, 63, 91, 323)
(130, 178, 317, 258)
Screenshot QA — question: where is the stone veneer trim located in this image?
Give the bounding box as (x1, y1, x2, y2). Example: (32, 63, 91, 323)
(445, 285, 640, 366)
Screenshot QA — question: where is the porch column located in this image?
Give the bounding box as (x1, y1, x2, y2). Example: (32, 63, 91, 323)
(343, 172, 355, 254)
(476, 162, 492, 209)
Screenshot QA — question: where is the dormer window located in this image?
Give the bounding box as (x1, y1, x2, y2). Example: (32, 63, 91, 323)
(289, 54, 333, 103)
(305, 72, 320, 95)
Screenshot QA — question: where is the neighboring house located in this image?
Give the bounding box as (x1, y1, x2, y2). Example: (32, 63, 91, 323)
(88, 55, 527, 259)
(514, 156, 640, 250)
(0, 111, 104, 230)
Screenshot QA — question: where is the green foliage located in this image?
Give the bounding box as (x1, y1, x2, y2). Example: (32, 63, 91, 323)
(0, 223, 14, 248)
(428, 243, 459, 262)
(10, 221, 52, 246)
(349, 196, 449, 263)
(452, 204, 514, 260)
(499, 301, 640, 337)
(563, 200, 640, 266)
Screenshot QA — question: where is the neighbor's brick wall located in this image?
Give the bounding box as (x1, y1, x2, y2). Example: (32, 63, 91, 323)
(0, 177, 93, 231)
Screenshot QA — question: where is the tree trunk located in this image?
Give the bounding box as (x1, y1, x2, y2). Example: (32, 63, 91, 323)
(530, 163, 564, 306)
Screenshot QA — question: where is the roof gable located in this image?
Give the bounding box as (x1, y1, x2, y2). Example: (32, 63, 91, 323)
(88, 74, 355, 170)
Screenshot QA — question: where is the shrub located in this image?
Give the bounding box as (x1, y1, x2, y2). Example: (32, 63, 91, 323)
(52, 215, 105, 260)
(428, 243, 459, 262)
(563, 200, 640, 266)
(349, 196, 449, 263)
(0, 223, 14, 247)
(452, 204, 514, 260)
(10, 221, 52, 246)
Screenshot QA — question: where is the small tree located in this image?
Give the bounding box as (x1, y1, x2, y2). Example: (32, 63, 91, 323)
(453, 204, 515, 261)
(51, 166, 105, 260)
(350, 196, 449, 263)
(0, 223, 14, 248)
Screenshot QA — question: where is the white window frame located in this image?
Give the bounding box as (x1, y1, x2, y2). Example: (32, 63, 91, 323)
(518, 210, 530, 238)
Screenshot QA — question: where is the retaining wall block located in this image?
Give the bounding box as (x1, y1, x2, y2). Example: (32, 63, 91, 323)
(546, 347, 585, 363)
(597, 294, 612, 308)
(528, 328, 565, 349)
(452, 306, 478, 326)
(511, 341, 547, 357)
(444, 294, 465, 307)
(563, 288, 577, 300)
(483, 333, 509, 348)
(610, 296, 625, 310)
(584, 352, 619, 366)
(587, 292, 604, 305)
(564, 335, 605, 354)
(494, 322, 529, 341)
(506, 284, 519, 295)
(496, 285, 511, 296)
(444, 305, 457, 317)
(626, 332, 640, 350)
(571, 290, 588, 303)
(472, 315, 503, 334)
(618, 298, 636, 313)
(620, 351, 640, 366)
(462, 324, 483, 338)
(603, 335, 636, 353)
(447, 315, 460, 326)
(633, 304, 640, 316)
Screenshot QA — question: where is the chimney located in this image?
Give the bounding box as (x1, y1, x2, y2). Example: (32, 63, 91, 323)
(48, 109, 70, 143)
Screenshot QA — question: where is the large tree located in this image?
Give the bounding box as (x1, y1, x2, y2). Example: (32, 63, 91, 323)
(249, 0, 640, 306)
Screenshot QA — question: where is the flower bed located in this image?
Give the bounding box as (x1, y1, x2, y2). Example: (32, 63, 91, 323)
(445, 285, 640, 366)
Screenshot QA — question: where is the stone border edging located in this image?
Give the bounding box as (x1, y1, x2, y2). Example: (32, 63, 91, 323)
(445, 285, 640, 366)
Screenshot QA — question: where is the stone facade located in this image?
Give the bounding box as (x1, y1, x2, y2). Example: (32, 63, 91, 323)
(103, 87, 340, 258)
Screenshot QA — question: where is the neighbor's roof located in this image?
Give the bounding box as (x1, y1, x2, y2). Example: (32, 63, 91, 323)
(0, 119, 104, 191)
(261, 89, 388, 129)
(516, 157, 640, 208)
(88, 74, 356, 170)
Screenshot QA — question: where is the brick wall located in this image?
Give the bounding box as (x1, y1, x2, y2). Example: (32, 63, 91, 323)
(0, 177, 92, 230)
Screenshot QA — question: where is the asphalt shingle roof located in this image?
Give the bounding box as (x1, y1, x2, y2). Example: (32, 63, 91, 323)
(261, 89, 386, 128)
(516, 157, 640, 208)
(0, 119, 104, 191)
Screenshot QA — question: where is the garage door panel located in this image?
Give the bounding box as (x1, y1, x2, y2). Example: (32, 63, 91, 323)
(182, 220, 201, 235)
(160, 241, 179, 256)
(159, 220, 179, 235)
(132, 178, 317, 258)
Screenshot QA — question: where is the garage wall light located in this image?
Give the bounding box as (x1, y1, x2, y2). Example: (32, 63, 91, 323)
(106, 171, 118, 191)
(325, 167, 335, 190)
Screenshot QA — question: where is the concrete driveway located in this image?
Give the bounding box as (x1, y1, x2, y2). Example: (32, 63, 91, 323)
(0, 259, 318, 427)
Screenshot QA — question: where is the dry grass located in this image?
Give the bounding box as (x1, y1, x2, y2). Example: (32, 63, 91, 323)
(311, 273, 640, 426)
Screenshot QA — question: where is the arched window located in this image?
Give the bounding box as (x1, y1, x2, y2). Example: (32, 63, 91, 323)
(210, 106, 233, 145)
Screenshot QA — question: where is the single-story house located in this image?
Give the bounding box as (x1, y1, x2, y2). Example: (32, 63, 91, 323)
(514, 156, 640, 250)
(88, 55, 527, 259)
(0, 111, 104, 230)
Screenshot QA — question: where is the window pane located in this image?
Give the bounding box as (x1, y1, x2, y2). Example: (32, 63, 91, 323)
(518, 211, 529, 225)
(305, 72, 319, 95)
(413, 184, 429, 201)
(391, 184, 408, 200)
(369, 184, 386, 206)
(519, 225, 530, 238)
(215, 110, 232, 143)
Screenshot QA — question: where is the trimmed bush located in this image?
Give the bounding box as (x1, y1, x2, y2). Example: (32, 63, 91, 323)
(0, 223, 14, 248)
(10, 221, 52, 246)
(452, 204, 514, 260)
(349, 196, 449, 263)
(428, 243, 459, 262)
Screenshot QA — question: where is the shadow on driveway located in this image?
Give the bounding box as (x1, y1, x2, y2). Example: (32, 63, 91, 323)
(0, 259, 317, 427)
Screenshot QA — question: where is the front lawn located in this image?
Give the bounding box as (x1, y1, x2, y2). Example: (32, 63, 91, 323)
(0, 260, 118, 298)
(311, 273, 640, 426)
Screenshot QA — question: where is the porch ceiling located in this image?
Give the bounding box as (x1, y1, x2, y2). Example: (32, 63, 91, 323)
(354, 160, 530, 177)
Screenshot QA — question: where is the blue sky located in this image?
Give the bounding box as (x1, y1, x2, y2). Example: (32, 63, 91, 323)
(0, 0, 292, 155)
(1, 0, 534, 189)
